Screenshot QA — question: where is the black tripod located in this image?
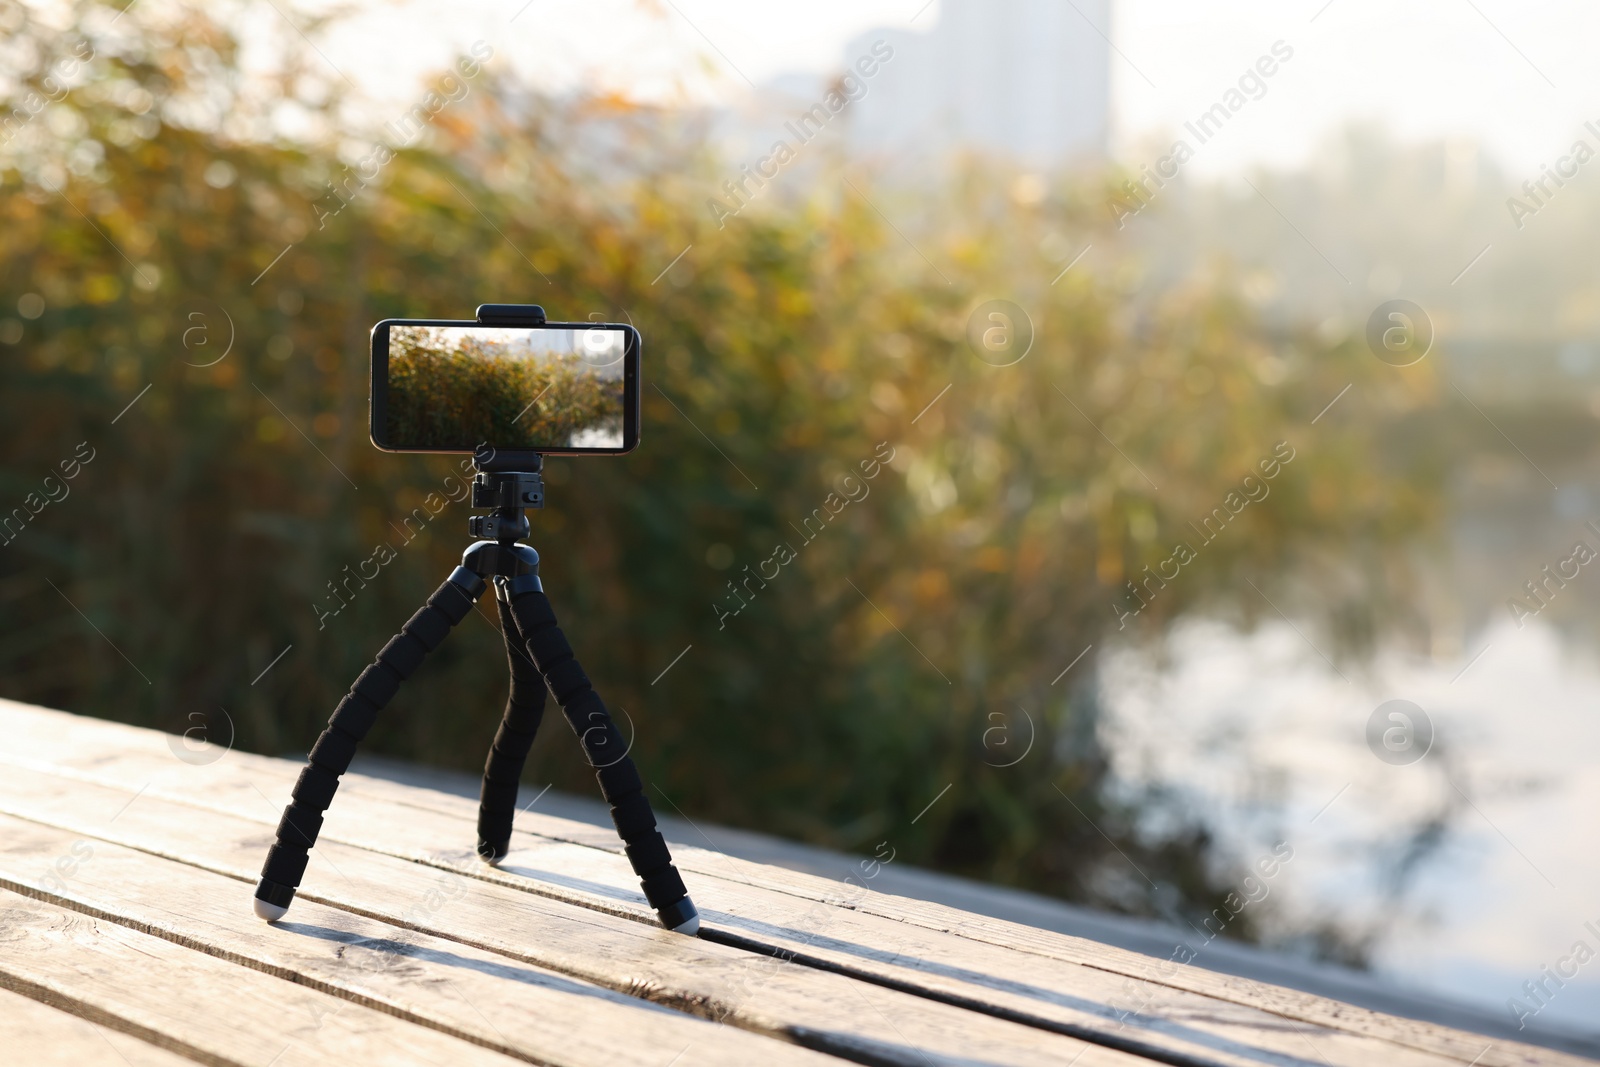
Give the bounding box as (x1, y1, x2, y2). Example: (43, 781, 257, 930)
(252, 452, 699, 934)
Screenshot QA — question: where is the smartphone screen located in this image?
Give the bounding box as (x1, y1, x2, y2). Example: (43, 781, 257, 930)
(370, 320, 639, 455)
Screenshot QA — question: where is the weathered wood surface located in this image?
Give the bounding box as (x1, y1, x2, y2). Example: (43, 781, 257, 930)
(0, 815, 840, 1067)
(0, 698, 1583, 1066)
(0, 762, 1145, 1067)
(0, 984, 197, 1066)
(0, 889, 531, 1066)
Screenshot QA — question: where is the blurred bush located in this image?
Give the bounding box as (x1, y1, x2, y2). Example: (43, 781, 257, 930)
(0, 0, 1448, 950)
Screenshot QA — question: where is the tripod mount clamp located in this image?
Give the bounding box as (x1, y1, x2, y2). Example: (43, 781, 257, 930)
(466, 470, 542, 543)
(467, 447, 543, 546)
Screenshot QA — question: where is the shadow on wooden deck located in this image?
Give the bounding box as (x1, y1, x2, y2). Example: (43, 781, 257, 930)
(351, 751, 1600, 1060)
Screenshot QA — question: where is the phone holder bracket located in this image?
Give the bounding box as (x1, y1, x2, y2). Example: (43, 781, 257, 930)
(475, 303, 547, 326)
(471, 468, 543, 509)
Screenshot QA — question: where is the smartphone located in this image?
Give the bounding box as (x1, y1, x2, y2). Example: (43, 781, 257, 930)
(369, 318, 640, 455)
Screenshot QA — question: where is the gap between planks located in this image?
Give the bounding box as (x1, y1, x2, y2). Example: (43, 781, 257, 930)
(0, 984, 198, 1067)
(0, 696, 1525, 1067)
(0, 764, 1151, 1067)
(0, 761, 1440, 1067)
(0, 813, 855, 1067)
(0, 887, 534, 1067)
(0, 700, 1573, 1067)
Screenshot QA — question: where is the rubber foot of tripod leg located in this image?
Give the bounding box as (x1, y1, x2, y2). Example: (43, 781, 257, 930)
(658, 896, 700, 936)
(254, 878, 295, 921)
(477, 838, 508, 865)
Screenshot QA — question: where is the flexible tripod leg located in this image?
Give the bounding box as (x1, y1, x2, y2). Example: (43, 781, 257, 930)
(501, 579, 700, 934)
(253, 566, 485, 920)
(475, 594, 549, 861)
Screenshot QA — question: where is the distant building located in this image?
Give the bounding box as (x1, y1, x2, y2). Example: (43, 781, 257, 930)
(843, 0, 1110, 170)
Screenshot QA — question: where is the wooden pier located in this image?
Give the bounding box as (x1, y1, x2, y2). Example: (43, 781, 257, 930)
(0, 698, 1581, 1066)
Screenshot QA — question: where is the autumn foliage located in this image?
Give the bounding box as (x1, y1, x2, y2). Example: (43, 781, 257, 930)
(0, 0, 1444, 946)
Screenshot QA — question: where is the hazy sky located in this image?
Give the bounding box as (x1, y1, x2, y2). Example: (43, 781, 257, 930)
(313, 0, 1600, 176)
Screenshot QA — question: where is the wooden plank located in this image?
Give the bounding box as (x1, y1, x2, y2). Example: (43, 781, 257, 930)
(0, 699, 1569, 1067)
(0, 762, 1148, 1067)
(0, 698, 1559, 1067)
(486, 809, 1559, 1067)
(277, 817, 1513, 1067)
(321, 771, 1583, 1065)
(0, 888, 531, 1067)
(0, 813, 848, 1067)
(0, 985, 199, 1066)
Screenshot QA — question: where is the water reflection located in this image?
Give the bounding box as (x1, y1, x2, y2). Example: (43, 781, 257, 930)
(1102, 615, 1600, 1033)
